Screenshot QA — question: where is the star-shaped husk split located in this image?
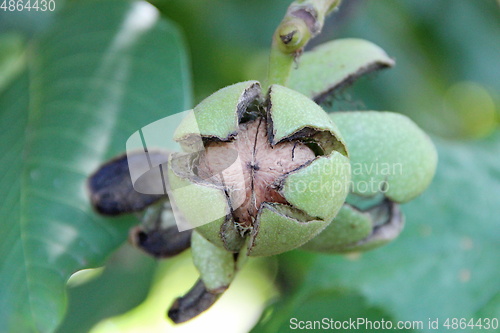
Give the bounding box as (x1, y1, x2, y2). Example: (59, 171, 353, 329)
(168, 81, 351, 257)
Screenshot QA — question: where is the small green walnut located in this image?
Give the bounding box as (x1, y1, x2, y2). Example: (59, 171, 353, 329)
(167, 81, 351, 256)
(302, 111, 438, 253)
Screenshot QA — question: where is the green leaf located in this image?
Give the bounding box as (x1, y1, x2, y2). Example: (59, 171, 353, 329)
(253, 289, 415, 333)
(56, 245, 157, 333)
(288, 38, 394, 103)
(0, 33, 25, 93)
(0, 1, 192, 332)
(254, 131, 500, 332)
(0, 72, 35, 333)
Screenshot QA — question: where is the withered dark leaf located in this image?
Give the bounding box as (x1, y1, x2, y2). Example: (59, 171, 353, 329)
(168, 279, 222, 324)
(88, 152, 170, 215)
(129, 225, 192, 258)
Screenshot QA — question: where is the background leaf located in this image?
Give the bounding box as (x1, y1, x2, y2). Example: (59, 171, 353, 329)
(56, 244, 157, 333)
(253, 131, 500, 332)
(0, 1, 192, 332)
(0, 33, 25, 93)
(0, 72, 35, 333)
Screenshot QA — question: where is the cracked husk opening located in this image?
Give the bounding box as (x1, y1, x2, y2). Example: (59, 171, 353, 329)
(197, 118, 315, 233)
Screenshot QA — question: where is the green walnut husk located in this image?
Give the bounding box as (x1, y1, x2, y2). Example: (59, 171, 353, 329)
(191, 230, 240, 292)
(302, 111, 438, 253)
(167, 81, 351, 257)
(168, 230, 249, 323)
(289, 38, 395, 103)
(334, 112, 438, 203)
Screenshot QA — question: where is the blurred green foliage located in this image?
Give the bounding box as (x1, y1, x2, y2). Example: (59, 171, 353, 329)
(0, 1, 191, 332)
(0, 0, 499, 333)
(329, 0, 500, 139)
